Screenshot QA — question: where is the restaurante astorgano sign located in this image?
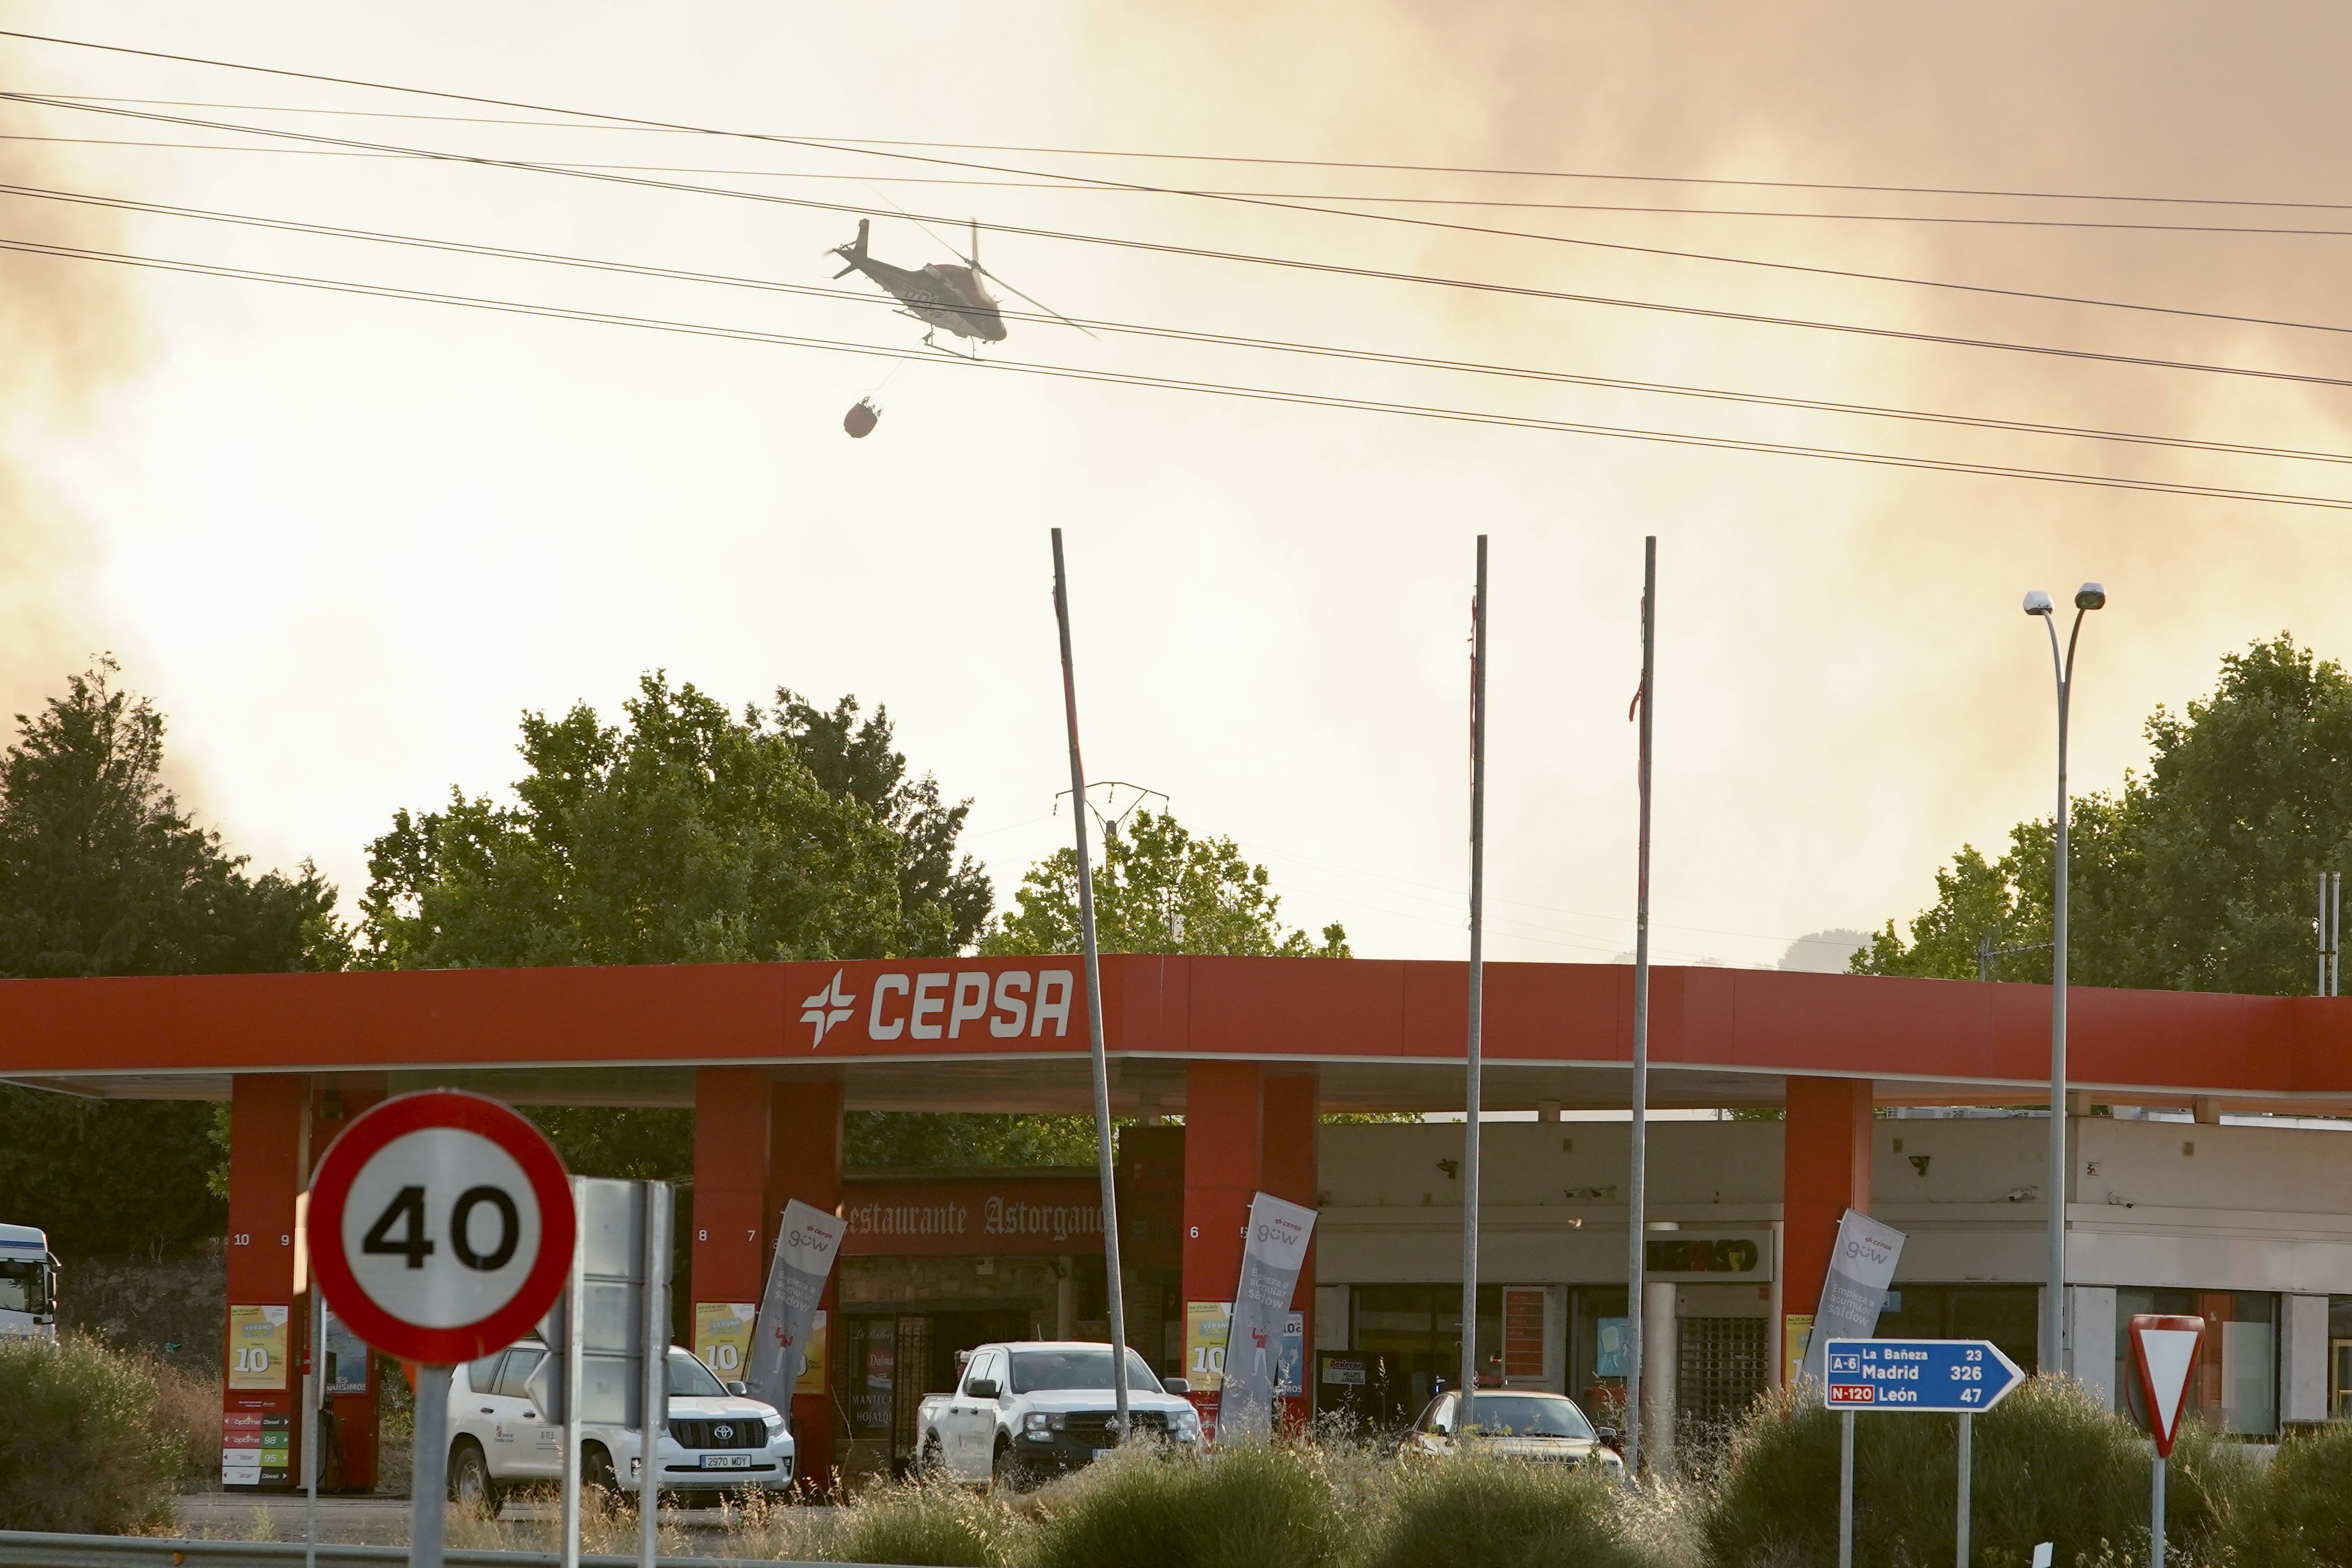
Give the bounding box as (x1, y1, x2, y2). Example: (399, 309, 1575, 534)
(838, 1179, 1105, 1256)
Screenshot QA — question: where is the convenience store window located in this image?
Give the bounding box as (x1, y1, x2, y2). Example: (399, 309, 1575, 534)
(2115, 1290, 2278, 1435)
(1876, 1284, 2039, 1376)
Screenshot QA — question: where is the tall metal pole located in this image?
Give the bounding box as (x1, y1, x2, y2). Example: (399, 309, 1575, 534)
(1050, 527, 1132, 1443)
(1837, 1408, 1855, 1568)
(1624, 536, 1656, 1477)
(1956, 1411, 1973, 1568)
(637, 1183, 670, 1568)
(304, 1293, 324, 1568)
(411, 1366, 450, 1568)
(1458, 536, 1489, 1431)
(2151, 1452, 2168, 1568)
(2038, 604, 2088, 1378)
(2319, 873, 2329, 998)
(560, 1185, 586, 1568)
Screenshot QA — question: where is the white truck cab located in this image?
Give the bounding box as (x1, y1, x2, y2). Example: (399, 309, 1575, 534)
(914, 1340, 1200, 1489)
(444, 1341, 793, 1513)
(0, 1225, 59, 1344)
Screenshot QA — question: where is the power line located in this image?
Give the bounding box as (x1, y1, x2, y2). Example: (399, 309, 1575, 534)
(26, 130, 2352, 238)
(5, 33, 2351, 337)
(13, 176, 2345, 467)
(20, 86, 2352, 214)
(22, 92, 2352, 393)
(6, 231, 2350, 511)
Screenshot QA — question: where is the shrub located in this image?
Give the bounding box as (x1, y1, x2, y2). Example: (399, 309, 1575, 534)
(2235, 1421, 2352, 1568)
(835, 1479, 1012, 1566)
(0, 1338, 181, 1533)
(1700, 1377, 2230, 1568)
(1362, 1454, 1662, 1568)
(1025, 1440, 1352, 1568)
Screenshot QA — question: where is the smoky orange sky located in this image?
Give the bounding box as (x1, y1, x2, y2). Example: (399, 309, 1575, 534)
(4, 1, 2350, 968)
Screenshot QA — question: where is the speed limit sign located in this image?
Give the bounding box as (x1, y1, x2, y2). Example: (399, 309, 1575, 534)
(307, 1090, 575, 1365)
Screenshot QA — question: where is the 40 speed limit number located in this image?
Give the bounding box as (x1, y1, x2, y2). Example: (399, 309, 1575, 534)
(307, 1090, 576, 1365)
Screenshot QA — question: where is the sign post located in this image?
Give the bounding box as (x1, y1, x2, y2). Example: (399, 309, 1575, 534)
(1824, 1338, 2026, 1568)
(306, 1091, 575, 1568)
(2128, 1314, 2206, 1568)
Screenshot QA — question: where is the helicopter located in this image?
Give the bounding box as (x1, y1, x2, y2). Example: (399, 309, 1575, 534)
(829, 216, 1091, 356)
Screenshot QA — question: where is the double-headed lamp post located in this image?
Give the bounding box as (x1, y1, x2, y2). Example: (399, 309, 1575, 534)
(2023, 581, 2105, 1378)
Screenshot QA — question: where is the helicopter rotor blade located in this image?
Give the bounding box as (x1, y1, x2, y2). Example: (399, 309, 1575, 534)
(974, 263, 1099, 340)
(862, 186, 969, 264)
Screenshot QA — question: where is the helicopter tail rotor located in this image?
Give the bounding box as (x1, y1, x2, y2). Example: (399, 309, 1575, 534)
(828, 217, 871, 277)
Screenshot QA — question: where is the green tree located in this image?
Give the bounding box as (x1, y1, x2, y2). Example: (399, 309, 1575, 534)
(1858, 634, 2352, 994)
(984, 810, 1349, 958)
(0, 661, 345, 1255)
(359, 673, 1010, 1173)
(360, 674, 924, 968)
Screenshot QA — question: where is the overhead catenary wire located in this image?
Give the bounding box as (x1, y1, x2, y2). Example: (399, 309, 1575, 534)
(7, 231, 2351, 512)
(21, 93, 2352, 391)
(20, 90, 2352, 218)
(33, 129, 2352, 239)
(6, 32, 2352, 338)
(10, 176, 2347, 466)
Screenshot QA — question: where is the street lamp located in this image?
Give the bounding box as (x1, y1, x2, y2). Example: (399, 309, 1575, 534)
(2023, 581, 2105, 1378)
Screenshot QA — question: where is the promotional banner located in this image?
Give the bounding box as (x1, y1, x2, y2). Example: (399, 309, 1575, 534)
(694, 1302, 758, 1381)
(1215, 1191, 1318, 1443)
(745, 1199, 845, 1410)
(1795, 1209, 1906, 1383)
(1185, 1302, 1230, 1392)
(321, 1305, 369, 1396)
(226, 1304, 289, 1391)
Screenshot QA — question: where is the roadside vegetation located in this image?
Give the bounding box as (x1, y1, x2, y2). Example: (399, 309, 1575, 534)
(0, 1337, 216, 1533)
(129, 1374, 2352, 1568)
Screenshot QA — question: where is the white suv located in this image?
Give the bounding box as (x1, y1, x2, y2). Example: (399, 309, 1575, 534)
(446, 1342, 794, 1512)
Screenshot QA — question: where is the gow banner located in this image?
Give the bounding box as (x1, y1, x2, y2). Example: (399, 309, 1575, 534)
(745, 1199, 845, 1412)
(1215, 1192, 1316, 1444)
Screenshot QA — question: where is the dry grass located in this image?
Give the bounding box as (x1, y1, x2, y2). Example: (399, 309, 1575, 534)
(0, 1337, 181, 1533)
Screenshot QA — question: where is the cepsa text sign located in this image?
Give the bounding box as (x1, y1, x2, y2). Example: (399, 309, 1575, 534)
(1822, 1338, 2024, 1413)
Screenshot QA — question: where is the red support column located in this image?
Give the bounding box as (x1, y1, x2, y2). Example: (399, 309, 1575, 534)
(223, 1073, 308, 1493)
(1260, 1074, 1318, 1422)
(691, 1068, 771, 1386)
(767, 1078, 842, 1490)
(1181, 1062, 1262, 1405)
(1780, 1075, 1873, 1384)
(308, 1077, 385, 1492)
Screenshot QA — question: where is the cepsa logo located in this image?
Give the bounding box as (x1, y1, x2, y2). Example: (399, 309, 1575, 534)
(802, 967, 1079, 1050)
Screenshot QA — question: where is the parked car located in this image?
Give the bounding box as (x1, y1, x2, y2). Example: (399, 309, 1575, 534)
(1402, 1389, 1624, 1473)
(445, 1340, 794, 1514)
(914, 1340, 1200, 1488)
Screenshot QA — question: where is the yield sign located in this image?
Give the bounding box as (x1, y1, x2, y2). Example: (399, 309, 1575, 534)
(2128, 1313, 2206, 1457)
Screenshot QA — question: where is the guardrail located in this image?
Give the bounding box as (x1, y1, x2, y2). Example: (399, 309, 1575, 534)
(0, 1534, 902, 1568)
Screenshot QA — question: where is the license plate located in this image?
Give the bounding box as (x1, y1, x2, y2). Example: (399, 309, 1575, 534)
(1091, 1448, 1114, 1462)
(700, 1455, 752, 1469)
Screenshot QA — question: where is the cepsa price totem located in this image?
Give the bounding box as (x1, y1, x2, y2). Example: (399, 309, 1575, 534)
(307, 1091, 573, 1568)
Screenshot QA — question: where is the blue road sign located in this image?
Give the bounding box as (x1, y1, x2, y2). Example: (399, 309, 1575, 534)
(1822, 1338, 2025, 1413)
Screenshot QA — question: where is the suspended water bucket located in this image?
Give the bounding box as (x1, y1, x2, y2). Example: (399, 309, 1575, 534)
(843, 398, 879, 438)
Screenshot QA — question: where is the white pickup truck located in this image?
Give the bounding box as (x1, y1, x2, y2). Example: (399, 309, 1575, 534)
(915, 1340, 1201, 1488)
(444, 1340, 793, 1514)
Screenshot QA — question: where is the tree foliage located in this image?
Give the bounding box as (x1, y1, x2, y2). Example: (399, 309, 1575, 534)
(360, 675, 982, 968)
(1857, 634, 2352, 993)
(985, 810, 1348, 958)
(0, 662, 345, 1255)
(361, 674, 1012, 1170)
